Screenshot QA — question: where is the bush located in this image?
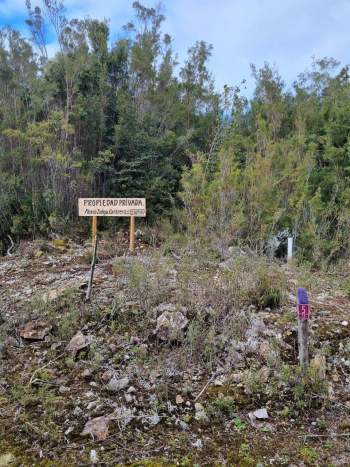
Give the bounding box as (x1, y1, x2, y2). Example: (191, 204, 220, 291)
(211, 396, 236, 418)
(248, 262, 286, 309)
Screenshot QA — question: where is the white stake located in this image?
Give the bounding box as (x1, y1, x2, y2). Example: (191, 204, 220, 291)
(287, 237, 293, 262)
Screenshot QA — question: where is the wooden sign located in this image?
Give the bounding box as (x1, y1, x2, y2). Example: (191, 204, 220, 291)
(78, 198, 147, 300)
(78, 198, 146, 217)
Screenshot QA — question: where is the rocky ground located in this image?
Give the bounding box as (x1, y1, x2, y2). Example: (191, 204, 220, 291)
(0, 235, 350, 466)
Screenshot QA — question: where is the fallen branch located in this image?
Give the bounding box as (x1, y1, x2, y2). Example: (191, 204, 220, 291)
(27, 352, 65, 387)
(299, 433, 350, 438)
(194, 373, 216, 402)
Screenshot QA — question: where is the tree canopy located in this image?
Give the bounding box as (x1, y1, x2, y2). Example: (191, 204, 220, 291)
(1, 1, 350, 264)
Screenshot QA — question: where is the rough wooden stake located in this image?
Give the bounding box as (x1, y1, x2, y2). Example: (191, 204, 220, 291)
(298, 318, 309, 369)
(297, 288, 310, 370)
(86, 235, 98, 302)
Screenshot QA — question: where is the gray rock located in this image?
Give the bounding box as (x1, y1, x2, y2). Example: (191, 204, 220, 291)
(253, 407, 269, 419)
(107, 376, 130, 392)
(147, 413, 161, 426)
(113, 405, 134, 427)
(155, 311, 188, 341)
(66, 331, 93, 357)
(194, 402, 208, 422)
(192, 438, 203, 449)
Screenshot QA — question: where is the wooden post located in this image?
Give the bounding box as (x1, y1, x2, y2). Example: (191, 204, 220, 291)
(297, 288, 310, 370)
(92, 216, 97, 244)
(129, 215, 135, 252)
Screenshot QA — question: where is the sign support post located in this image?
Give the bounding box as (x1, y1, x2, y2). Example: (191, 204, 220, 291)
(129, 215, 135, 253)
(92, 215, 97, 244)
(297, 288, 310, 370)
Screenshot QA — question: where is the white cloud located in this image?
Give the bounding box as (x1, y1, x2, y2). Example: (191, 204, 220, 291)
(2, 0, 350, 93)
(46, 40, 60, 57)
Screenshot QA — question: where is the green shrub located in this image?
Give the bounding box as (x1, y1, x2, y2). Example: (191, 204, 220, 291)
(212, 396, 236, 417)
(249, 263, 286, 308)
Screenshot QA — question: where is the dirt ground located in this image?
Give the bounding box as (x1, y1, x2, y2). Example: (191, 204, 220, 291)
(0, 237, 350, 466)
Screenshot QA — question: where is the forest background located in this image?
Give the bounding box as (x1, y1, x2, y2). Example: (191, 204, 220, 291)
(1, 0, 350, 265)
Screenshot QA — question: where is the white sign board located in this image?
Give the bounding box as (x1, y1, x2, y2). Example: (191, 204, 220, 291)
(79, 198, 146, 217)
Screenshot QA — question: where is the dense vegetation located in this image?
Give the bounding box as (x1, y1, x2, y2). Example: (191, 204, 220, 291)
(1, 1, 350, 264)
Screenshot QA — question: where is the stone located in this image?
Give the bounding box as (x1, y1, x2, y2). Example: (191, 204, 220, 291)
(253, 408, 269, 419)
(107, 376, 130, 392)
(66, 332, 93, 357)
(176, 394, 184, 404)
(213, 377, 225, 386)
(248, 407, 269, 427)
(82, 369, 93, 378)
(101, 370, 113, 383)
(81, 415, 111, 441)
(147, 413, 160, 426)
(192, 438, 203, 449)
(231, 372, 243, 383)
(257, 366, 271, 383)
(155, 311, 188, 341)
(178, 420, 189, 430)
(90, 450, 99, 465)
(19, 320, 51, 341)
(154, 303, 177, 314)
(73, 406, 83, 416)
(124, 394, 133, 403)
(247, 317, 266, 336)
(194, 403, 208, 423)
(113, 406, 134, 427)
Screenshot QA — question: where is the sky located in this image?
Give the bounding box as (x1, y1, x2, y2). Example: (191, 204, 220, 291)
(1, 0, 350, 94)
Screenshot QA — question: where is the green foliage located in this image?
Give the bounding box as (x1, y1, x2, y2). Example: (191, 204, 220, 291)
(180, 59, 350, 264)
(0, 2, 219, 248)
(249, 263, 286, 308)
(233, 417, 247, 432)
(299, 446, 319, 465)
(280, 364, 329, 409)
(2, 2, 350, 267)
(211, 395, 236, 418)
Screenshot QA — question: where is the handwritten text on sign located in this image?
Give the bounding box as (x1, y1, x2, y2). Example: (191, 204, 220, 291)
(79, 198, 146, 217)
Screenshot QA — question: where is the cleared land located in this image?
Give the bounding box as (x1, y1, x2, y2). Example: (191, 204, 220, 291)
(0, 237, 350, 466)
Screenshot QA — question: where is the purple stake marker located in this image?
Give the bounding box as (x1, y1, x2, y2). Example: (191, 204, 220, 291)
(297, 288, 308, 305)
(297, 288, 310, 320)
